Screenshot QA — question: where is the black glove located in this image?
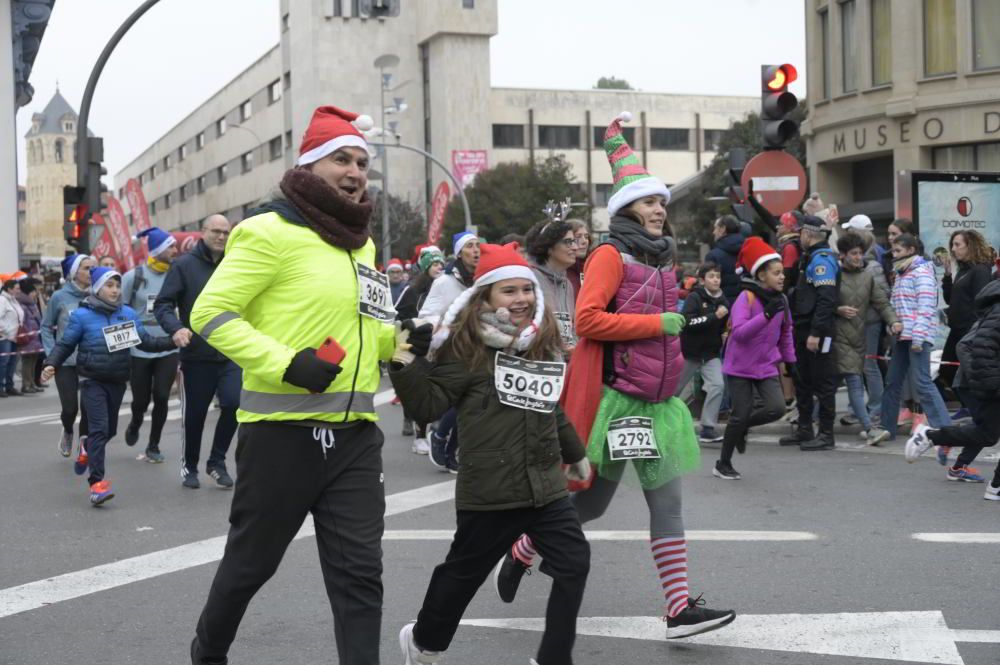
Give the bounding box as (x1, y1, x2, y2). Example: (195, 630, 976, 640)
(402, 319, 433, 358)
(283, 348, 342, 393)
(763, 296, 786, 320)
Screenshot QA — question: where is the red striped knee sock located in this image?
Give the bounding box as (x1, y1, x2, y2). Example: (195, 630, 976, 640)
(652, 537, 689, 618)
(512, 534, 537, 566)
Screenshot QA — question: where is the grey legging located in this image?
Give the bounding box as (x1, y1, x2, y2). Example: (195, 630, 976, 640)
(571, 474, 684, 539)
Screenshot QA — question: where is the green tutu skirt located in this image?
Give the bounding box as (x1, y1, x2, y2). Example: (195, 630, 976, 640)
(586, 387, 700, 490)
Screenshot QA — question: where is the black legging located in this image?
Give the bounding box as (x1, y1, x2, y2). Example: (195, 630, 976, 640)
(938, 325, 968, 401)
(54, 366, 88, 437)
(129, 354, 180, 446)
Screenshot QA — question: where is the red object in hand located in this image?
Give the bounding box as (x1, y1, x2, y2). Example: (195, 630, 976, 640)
(317, 337, 346, 366)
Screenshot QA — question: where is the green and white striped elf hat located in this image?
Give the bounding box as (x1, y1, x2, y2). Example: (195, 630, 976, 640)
(603, 111, 671, 216)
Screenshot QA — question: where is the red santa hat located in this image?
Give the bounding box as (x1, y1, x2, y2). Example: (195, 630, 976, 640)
(387, 258, 404, 272)
(296, 105, 375, 167)
(736, 236, 781, 277)
(433, 243, 545, 352)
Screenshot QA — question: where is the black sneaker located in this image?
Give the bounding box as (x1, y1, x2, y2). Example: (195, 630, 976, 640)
(712, 460, 741, 480)
(182, 471, 200, 489)
(665, 595, 736, 639)
(800, 431, 835, 451)
(191, 636, 228, 665)
(208, 466, 234, 489)
(144, 445, 165, 463)
(124, 421, 140, 447)
(493, 551, 531, 603)
(779, 428, 813, 446)
(429, 433, 448, 469)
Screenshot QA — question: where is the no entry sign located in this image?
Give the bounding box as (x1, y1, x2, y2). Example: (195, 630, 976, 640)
(741, 150, 807, 216)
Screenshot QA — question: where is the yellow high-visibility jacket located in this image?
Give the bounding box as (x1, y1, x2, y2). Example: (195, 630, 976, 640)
(190, 210, 395, 424)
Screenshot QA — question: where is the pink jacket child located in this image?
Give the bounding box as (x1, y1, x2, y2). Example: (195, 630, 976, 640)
(722, 282, 796, 380)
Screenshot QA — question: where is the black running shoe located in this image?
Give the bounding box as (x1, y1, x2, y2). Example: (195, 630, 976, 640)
(665, 595, 736, 639)
(712, 460, 741, 480)
(208, 466, 234, 489)
(429, 433, 448, 469)
(125, 421, 140, 447)
(493, 551, 531, 603)
(191, 637, 228, 665)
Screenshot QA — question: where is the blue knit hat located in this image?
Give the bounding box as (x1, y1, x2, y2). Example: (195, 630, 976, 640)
(90, 266, 121, 294)
(61, 254, 90, 280)
(452, 231, 478, 257)
(136, 227, 176, 258)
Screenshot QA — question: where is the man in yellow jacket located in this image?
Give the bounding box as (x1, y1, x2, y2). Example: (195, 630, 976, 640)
(188, 105, 430, 665)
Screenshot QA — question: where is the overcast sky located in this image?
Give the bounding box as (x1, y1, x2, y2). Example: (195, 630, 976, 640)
(17, 0, 805, 183)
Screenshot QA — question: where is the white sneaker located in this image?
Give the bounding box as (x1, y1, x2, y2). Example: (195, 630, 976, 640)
(904, 423, 933, 463)
(412, 438, 431, 455)
(400, 622, 441, 664)
(985, 483, 1000, 501)
(866, 427, 890, 446)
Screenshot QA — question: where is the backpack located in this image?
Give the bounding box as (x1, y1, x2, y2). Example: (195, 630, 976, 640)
(125, 265, 147, 310)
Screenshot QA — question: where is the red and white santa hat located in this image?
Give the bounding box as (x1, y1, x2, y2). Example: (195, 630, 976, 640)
(433, 243, 545, 351)
(296, 105, 375, 167)
(387, 258, 404, 272)
(735, 236, 781, 277)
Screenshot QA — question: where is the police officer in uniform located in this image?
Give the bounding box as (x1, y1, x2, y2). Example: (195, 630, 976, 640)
(780, 215, 840, 451)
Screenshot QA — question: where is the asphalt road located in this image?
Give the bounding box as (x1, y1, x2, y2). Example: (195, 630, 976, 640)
(1, 384, 998, 665)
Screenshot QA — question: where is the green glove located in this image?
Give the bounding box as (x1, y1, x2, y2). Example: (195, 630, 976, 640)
(661, 312, 686, 336)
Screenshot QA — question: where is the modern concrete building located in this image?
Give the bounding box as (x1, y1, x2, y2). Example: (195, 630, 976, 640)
(802, 0, 1000, 225)
(22, 89, 79, 261)
(114, 0, 756, 238)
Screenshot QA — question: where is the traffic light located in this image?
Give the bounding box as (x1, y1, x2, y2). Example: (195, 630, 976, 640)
(760, 64, 799, 150)
(359, 0, 400, 18)
(63, 185, 88, 250)
(724, 148, 752, 225)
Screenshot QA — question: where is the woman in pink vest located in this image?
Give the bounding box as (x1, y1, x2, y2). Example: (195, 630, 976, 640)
(494, 113, 736, 640)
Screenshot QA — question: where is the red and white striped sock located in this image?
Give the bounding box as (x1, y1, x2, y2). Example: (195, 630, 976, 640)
(652, 537, 689, 618)
(512, 534, 537, 566)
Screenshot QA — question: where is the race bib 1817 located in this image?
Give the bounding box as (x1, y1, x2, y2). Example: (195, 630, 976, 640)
(494, 352, 566, 413)
(102, 321, 141, 353)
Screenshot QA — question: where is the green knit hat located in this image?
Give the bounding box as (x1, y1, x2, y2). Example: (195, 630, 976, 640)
(604, 111, 671, 216)
(418, 248, 445, 272)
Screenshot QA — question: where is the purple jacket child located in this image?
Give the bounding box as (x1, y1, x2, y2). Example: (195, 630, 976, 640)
(722, 284, 795, 380)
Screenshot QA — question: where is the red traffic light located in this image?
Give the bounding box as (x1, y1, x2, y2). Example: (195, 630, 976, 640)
(764, 64, 798, 91)
(68, 203, 88, 224)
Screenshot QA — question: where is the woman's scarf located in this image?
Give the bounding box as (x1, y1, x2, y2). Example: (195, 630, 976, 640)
(453, 258, 475, 287)
(83, 294, 118, 314)
(607, 216, 674, 267)
(477, 308, 535, 351)
(893, 254, 918, 275)
(279, 168, 374, 250)
(738, 276, 784, 307)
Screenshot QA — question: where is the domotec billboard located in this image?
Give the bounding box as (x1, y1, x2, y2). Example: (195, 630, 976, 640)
(898, 170, 1000, 257)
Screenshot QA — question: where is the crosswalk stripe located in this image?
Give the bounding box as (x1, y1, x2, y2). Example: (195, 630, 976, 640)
(911, 532, 1000, 544)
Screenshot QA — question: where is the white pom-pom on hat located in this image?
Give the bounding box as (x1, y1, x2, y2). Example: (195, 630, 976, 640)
(352, 114, 375, 132)
(617, 111, 633, 123)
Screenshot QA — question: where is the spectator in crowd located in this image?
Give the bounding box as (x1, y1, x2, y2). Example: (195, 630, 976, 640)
(525, 218, 579, 351)
(566, 219, 590, 296)
(387, 258, 407, 307)
(15, 277, 44, 393)
(0, 278, 25, 396)
(705, 215, 745, 303)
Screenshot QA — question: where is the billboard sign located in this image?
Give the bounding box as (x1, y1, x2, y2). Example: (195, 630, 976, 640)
(428, 181, 450, 245)
(452, 150, 488, 189)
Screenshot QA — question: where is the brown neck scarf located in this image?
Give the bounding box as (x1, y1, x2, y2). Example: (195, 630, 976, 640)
(279, 168, 374, 250)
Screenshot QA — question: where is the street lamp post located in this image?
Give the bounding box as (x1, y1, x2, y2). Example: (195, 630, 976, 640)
(373, 54, 400, 266)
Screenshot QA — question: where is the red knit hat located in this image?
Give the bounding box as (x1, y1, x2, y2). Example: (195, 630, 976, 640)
(297, 105, 375, 166)
(736, 237, 781, 277)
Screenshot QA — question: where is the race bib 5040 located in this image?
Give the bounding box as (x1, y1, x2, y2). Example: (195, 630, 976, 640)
(494, 352, 566, 413)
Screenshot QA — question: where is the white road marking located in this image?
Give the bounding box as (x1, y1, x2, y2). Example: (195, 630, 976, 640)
(461, 611, 1000, 665)
(0, 478, 454, 619)
(912, 532, 1000, 544)
(382, 529, 817, 541)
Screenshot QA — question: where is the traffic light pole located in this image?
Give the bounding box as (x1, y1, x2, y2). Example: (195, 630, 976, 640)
(75, 0, 163, 253)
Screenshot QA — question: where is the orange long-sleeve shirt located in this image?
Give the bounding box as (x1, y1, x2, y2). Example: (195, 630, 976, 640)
(575, 244, 663, 341)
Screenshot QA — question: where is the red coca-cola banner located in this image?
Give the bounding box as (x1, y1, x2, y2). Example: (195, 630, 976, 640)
(105, 197, 136, 271)
(427, 181, 450, 245)
(171, 232, 202, 254)
(89, 213, 115, 261)
(125, 179, 151, 233)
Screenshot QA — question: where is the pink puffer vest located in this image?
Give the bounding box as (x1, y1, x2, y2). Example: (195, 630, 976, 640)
(609, 254, 683, 402)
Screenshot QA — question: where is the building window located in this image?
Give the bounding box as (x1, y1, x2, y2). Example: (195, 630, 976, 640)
(269, 136, 283, 161)
(196, 132, 205, 150)
(216, 117, 227, 138)
(268, 79, 282, 104)
(179, 144, 188, 161)
(871, 0, 892, 85)
(819, 9, 830, 99)
(594, 184, 613, 207)
(241, 151, 254, 174)
(840, 0, 857, 92)
(649, 128, 689, 151)
(331, 0, 343, 16)
(240, 100, 252, 122)
(150, 200, 157, 216)
(492, 124, 525, 148)
(54, 139, 64, 162)
(150, 164, 157, 180)
(281, 12, 289, 31)
(140, 173, 146, 186)
(164, 192, 172, 210)
(924, 0, 956, 76)
(463, 0, 474, 7)
(164, 154, 172, 170)
(27, 142, 36, 165)
(180, 184, 188, 202)
(593, 126, 635, 148)
(932, 141, 1000, 170)
(283, 72, 291, 90)
(703, 129, 726, 151)
(218, 163, 228, 184)
(197, 175, 206, 193)
(284, 130, 293, 149)
(972, 0, 1000, 70)
(63, 121, 74, 133)
(538, 125, 580, 149)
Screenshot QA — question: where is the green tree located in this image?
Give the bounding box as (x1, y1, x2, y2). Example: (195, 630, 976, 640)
(594, 76, 633, 90)
(670, 105, 809, 248)
(371, 192, 427, 263)
(441, 156, 590, 244)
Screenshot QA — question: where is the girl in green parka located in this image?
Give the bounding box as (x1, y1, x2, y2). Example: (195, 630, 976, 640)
(390, 242, 591, 665)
